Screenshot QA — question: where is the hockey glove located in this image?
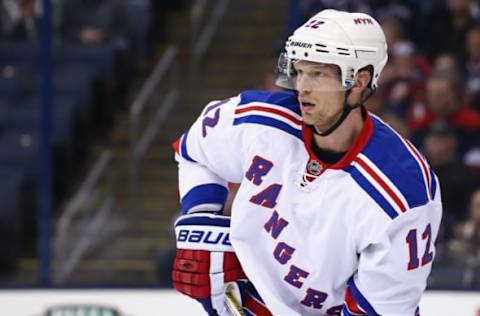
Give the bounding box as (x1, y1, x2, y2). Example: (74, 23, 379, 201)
(172, 213, 247, 316)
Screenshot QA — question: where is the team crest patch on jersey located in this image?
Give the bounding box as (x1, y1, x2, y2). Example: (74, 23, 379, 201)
(307, 160, 323, 176)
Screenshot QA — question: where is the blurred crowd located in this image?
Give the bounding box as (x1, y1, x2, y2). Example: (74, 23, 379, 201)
(284, 0, 480, 287)
(0, 0, 176, 65)
(0, 0, 182, 274)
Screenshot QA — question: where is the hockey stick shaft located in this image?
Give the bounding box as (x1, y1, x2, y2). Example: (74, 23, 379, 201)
(224, 283, 245, 316)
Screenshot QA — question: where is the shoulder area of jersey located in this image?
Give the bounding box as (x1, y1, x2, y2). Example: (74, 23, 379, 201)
(238, 90, 300, 112)
(351, 115, 439, 219)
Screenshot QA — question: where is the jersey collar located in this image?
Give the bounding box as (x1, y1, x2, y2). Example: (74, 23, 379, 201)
(301, 106, 374, 171)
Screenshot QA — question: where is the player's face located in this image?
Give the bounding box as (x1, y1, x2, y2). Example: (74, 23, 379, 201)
(293, 61, 345, 130)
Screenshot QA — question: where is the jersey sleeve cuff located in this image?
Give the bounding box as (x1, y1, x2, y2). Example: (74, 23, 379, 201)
(181, 183, 229, 213)
(346, 277, 379, 316)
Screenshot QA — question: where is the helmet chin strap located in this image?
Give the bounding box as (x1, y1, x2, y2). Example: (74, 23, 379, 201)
(308, 88, 375, 137)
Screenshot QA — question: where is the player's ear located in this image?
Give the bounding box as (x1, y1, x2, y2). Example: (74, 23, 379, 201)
(351, 69, 372, 94)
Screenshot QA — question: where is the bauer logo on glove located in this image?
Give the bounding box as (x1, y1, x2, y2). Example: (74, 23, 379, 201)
(175, 213, 234, 251)
(172, 213, 254, 315)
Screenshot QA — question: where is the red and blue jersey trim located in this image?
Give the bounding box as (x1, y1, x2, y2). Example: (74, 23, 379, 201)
(180, 183, 228, 213)
(346, 115, 437, 219)
(343, 277, 421, 316)
(343, 286, 367, 315)
(345, 164, 400, 219)
(371, 115, 437, 203)
(233, 91, 303, 140)
(176, 129, 196, 162)
(238, 90, 301, 116)
(233, 115, 302, 139)
(244, 293, 272, 316)
(346, 277, 379, 316)
(243, 281, 272, 316)
(172, 129, 196, 163)
(429, 168, 437, 199)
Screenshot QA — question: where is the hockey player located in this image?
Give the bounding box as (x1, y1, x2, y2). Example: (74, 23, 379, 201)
(172, 9, 442, 316)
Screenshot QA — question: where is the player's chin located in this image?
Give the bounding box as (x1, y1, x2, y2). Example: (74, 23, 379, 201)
(301, 116, 315, 126)
(301, 113, 320, 126)
(301, 111, 314, 122)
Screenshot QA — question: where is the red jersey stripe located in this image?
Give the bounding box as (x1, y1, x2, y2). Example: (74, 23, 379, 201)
(244, 293, 273, 316)
(235, 105, 302, 126)
(345, 287, 367, 315)
(355, 157, 407, 213)
(404, 139, 432, 200)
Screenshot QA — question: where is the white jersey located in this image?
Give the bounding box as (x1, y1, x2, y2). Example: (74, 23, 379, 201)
(174, 90, 442, 316)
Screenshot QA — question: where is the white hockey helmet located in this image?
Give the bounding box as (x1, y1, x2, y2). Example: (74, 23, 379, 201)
(276, 9, 388, 91)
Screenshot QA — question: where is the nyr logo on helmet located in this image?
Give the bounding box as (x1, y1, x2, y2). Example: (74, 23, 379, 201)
(353, 18, 373, 25)
(177, 229, 231, 246)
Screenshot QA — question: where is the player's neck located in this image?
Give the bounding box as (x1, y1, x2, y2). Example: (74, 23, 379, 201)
(313, 109, 364, 153)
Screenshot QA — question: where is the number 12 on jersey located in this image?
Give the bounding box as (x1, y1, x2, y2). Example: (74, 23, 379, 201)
(406, 224, 433, 271)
